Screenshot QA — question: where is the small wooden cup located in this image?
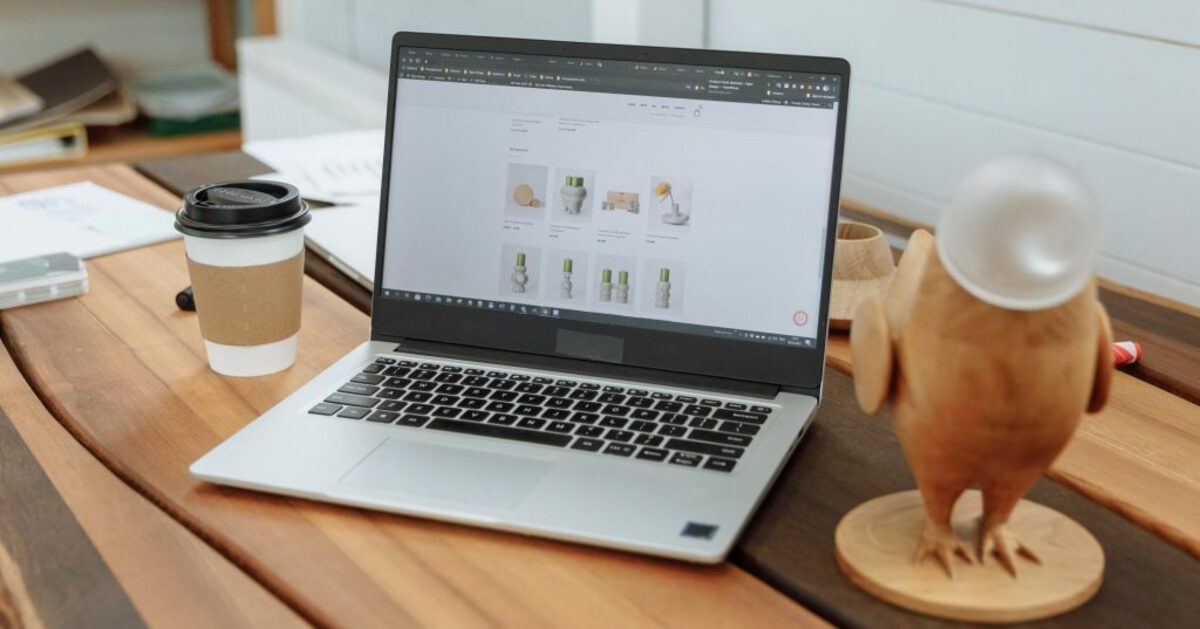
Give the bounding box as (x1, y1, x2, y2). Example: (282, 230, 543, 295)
(830, 222, 896, 330)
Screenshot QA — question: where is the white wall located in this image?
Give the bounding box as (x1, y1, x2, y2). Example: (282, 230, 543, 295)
(0, 0, 209, 79)
(709, 0, 1200, 307)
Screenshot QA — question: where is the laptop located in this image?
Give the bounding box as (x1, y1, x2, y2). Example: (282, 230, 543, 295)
(192, 33, 850, 563)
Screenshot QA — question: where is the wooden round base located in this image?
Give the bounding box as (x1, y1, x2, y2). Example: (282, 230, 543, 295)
(835, 490, 1103, 623)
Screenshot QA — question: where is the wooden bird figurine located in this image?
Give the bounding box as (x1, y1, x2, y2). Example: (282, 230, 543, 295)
(849, 157, 1114, 579)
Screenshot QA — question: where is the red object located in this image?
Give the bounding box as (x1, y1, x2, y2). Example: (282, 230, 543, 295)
(1112, 341, 1142, 366)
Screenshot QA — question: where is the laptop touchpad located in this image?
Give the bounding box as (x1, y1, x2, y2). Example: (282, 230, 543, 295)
(337, 438, 552, 509)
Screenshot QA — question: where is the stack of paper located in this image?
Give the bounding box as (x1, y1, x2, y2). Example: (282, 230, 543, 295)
(0, 181, 179, 264)
(244, 130, 385, 288)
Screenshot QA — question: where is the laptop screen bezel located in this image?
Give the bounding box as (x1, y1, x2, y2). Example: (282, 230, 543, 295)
(370, 32, 850, 392)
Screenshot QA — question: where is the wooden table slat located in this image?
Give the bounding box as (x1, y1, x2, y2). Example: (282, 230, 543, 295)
(0, 165, 825, 628)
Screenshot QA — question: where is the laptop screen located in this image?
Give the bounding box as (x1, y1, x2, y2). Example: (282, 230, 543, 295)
(380, 46, 841, 349)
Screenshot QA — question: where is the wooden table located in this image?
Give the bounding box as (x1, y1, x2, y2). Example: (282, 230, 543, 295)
(1, 163, 1197, 628)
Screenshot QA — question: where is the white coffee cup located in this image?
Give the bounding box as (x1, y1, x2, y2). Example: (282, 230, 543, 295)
(176, 181, 310, 377)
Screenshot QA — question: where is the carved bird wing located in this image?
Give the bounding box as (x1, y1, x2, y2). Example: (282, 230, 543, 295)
(851, 293, 892, 414)
(849, 229, 935, 415)
(1088, 302, 1114, 413)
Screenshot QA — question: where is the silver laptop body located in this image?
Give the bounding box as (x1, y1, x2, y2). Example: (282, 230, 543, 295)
(193, 33, 850, 563)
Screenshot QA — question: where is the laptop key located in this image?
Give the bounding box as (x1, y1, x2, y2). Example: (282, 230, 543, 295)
(660, 413, 688, 426)
(419, 363, 439, 369)
(689, 429, 752, 447)
(407, 403, 434, 415)
(458, 398, 487, 409)
(517, 394, 546, 405)
(569, 389, 598, 401)
(464, 368, 485, 376)
(724, 402, 748, 411)
(374, 357, 396, 365)
(751, 405, 773, 414)
(410, 381, 437, 392)
(397, 414, 430, 427)
(669, 452, 703, 467)
(571, 438, 604, 452)
(433, 407, 463, 418)
(337, 407, 371, 420)
(606, 429, 634, 443)
(339, 383, 379, 396)
(378, 400, 407, 413)
(676, 395, 697, 404)
(434, 372, 462, 383)
(704, 457, 737, 472)
(441, 366, 462, 373)
(634, 433, 664, 447)
(486, 401, 514, 412)
(542, 408, 571, 421)
(659, 425, 687, 437)
(651, 392, 672, 399)
(684, 405, 711, 417)
(384, 376, 411, 387)
(578, 383, 601, 391)
(689, 417, 718, 430)
(630, 409, 659, 420)
(515, 405, 541, 416)
(309, 402, 342, 416)
(555, 379, 578, 387)
(325, 393, 378, 408)
(487, 379, 516, 390)
(665, 438, 745, 459)
(509, 374, 531, 382)
(712, 409, 768, 424)
(599, 416, 628, 428)
(603, 443, 635, 457)
(517, 417, 546, 430)
(546, 397, 572, 409)
(367, 410, 400, 424)
(490, 390, 518, 402)
(436, 383, 464, 394)
(463, 376, 489, 386)
(598, 393, 626, 404)
(463, 387, 489, 398)
(409, 369, 436, 380)
(573, 401, 602, 412)
(700, 398, 722, 407)
(602, 404, 630, 416)
(397, 360, 417, 367)
(376, 388, 404, 400)
(627, 389, 649, 397)
(636, 447, 669, 462)
(516, 382, 542, 394)
(427, 418, 571, 447)
(404, 391, 432, 402)
(547, 421, 574, 433)
(488, 413, 518, 426)
(461, 410, 489, 422)
(533, 376, 554, 384)
(361, 363, 385, 375)
(571, 412, 599, 424)
(629, 420, 657, 433)
(576, 425, 604, 437)
(431, 394, 459, 406)
(654, 400, 683, 412)
(626, 397, 653, 409)
(543, 386, 570, 397)
(719, 421, 760, 435)
(351, 373, 385, 385)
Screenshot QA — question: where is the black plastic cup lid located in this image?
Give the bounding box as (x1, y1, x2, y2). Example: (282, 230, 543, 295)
(175, 180, 310, 239)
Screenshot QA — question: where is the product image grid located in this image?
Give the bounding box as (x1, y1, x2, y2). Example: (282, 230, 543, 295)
(554, 167, 595, 223)
(504, 163, 548, 221)
(498, 244, 542, 298)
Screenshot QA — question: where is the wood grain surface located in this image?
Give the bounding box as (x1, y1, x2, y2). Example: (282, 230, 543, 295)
(826, 334, 1200, 560)
(0, 406, 145, 629)
(0, 166, 825, 628)
(736, 367, 1200, 628)
(0, 345, 306, 629)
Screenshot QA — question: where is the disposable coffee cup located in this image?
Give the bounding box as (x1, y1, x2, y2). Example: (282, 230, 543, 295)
(175, 181, 310, 377)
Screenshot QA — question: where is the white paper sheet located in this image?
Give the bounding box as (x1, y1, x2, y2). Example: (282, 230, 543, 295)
(304, 202, 379, 289)
(0, 181, 179, 264)
(243, 130, 384, 204)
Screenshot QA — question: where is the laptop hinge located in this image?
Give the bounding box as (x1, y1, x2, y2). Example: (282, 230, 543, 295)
(381, 336, 780, 399)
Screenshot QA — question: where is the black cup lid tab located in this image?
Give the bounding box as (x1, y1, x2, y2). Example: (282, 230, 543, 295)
(176, 180, 310, 239)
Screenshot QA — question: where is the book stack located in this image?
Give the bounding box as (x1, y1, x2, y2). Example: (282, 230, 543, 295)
(0, 47, 136, 169)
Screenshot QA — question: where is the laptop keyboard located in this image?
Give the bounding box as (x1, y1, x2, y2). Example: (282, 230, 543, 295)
(307, 356, 775, 473)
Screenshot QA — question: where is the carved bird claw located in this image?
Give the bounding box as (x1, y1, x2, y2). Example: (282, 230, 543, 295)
(978, 519, 1041, 578)
(914, 517, 974, 578)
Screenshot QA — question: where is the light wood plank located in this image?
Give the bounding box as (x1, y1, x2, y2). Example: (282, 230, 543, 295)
(0, 340, 305, 628)
(826, 333, 1200, 559)
(0, 165, 826, 628)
